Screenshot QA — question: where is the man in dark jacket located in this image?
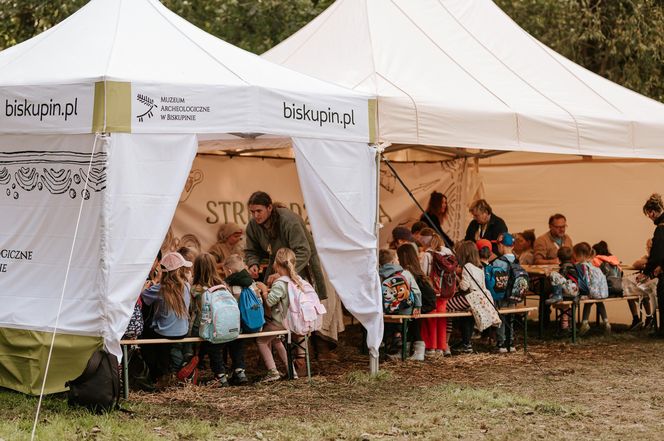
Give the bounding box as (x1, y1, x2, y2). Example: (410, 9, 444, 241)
(643, 194, 664, 336)
(244, 191, 327, 300)
(464, 199, 508, 255)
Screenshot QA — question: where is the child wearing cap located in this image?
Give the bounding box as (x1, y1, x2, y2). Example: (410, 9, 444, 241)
(141, 251, 192, 388)
(491, 233, 517, 353)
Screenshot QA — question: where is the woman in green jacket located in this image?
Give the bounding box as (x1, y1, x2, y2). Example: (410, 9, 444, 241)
(244, 191, 327, 300)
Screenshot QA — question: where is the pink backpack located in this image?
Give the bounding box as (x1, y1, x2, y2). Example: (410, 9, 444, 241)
(278, 276, 327, 335)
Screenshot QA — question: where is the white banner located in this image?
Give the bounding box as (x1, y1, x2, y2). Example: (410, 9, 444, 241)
(0, 84, 95, 134)
(131, 83, 251, 134)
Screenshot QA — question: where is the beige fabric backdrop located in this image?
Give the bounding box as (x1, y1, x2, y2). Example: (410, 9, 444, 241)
(480, 154, 664, 324)
(378, 158, 481, 246)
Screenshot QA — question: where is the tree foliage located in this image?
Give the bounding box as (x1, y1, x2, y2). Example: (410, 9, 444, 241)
(161, 0, 333, 55)
(0, 0, 662, 102)
(495, 0, 664, 102)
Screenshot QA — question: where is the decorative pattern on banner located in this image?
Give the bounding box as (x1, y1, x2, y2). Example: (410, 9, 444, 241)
(0, 151, 107, 200)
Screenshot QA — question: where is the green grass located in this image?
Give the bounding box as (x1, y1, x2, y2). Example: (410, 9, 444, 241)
(0, 380, 583, 441)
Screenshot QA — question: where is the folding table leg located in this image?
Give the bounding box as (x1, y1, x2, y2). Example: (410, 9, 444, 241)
(286, 332, 294, 380)
(523, 313, 528, 352)
(122, 345, 129, 400)
(304, 334, 312, 382)
(572, 302, 577, 344)
(401, 319, 408, 361)
(538, 295, 544, 338)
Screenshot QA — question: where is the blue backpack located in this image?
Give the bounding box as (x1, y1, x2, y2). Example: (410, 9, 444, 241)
(199, 285, 240, 344)
(482, 263, 498, 301)
(238, 286, 265, 333)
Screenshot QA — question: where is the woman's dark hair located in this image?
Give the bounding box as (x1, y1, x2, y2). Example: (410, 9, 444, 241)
(426, 191, 447, 217)
(248, 191, 281, 239)
(248, 191, 272, 207)
(592, 240, 610, 256)
(643, 193, 664, 215)
(396, 244, 425, 279)
(519, 229, 536, 247)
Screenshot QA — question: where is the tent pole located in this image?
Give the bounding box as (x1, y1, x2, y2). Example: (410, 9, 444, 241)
(371, 142, 390, 376)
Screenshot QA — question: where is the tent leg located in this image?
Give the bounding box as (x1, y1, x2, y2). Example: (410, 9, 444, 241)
(370, 353, 379, 375)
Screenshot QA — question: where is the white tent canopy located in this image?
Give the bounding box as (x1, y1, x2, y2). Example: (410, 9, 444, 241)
(265, 0, 664, 158)
(0, 0, 382, 394)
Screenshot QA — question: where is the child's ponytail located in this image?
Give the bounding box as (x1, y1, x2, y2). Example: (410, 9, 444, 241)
(274, 248, 304, 291)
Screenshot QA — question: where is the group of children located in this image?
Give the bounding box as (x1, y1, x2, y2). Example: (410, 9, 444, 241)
(380, 225, 527, 358)
(381, 221, 655, 360)
(544, 239, 656, 335)
(129, 241, 311, 389)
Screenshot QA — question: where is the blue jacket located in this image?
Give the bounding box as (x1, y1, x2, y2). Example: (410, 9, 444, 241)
(141, 283, 191, 337)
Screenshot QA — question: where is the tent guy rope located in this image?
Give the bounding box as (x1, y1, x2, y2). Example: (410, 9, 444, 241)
(30, 134, 101, 441)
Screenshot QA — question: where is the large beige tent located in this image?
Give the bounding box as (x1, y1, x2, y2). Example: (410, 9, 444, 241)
(265, 0, 664, 266)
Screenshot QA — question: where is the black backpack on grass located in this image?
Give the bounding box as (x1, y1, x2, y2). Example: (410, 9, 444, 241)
(66, 350, 120, 413)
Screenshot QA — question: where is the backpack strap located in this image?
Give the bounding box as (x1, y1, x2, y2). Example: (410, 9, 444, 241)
(67, 350, 104, 387)
(207, 284, 228, 293)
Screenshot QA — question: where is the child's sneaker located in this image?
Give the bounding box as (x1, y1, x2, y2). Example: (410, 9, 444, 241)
(496, 346, 508, 354)
(629, 317, 642, 331)
(461, 344, 473, 354)
(425, 349, 436, 358)
(579, 321, 590, 336)
(603, 321, 612, 333)
(644, 315, 655, 330)
(231, 368, 248, 386)
(210, 373, 229, 388)
(508, 346, 517, 353)
(260, 369, 281, 383)
(443, 349, 451, 357)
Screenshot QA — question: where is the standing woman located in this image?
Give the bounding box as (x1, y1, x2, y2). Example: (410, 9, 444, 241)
(244, 191, 327, 300)
(420, 191, 454, 249)
(642, 194, 664, 337)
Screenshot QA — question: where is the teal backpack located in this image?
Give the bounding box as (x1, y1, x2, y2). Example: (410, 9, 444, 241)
(199, 285, 240, 344)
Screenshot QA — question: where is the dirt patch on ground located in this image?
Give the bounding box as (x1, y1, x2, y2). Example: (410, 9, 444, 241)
(129, 325, 664, 439)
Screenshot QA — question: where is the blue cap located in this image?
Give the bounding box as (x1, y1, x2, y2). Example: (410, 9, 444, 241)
(500, 233, 514, 246)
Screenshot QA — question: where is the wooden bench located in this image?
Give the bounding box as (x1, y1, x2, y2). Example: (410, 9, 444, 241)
(547, 295, 641, 343)
(120, 329, 310, 398)
(384, 306, 537, 360)
(523, 265, 641, 338)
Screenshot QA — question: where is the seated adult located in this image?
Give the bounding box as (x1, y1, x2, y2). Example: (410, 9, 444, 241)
(463, 199, 508, 255)
(209, 222, 244, 271)
(533, 214, 573, 264)
(420, 191, 454, 249)
(514, 229, 536, 265)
